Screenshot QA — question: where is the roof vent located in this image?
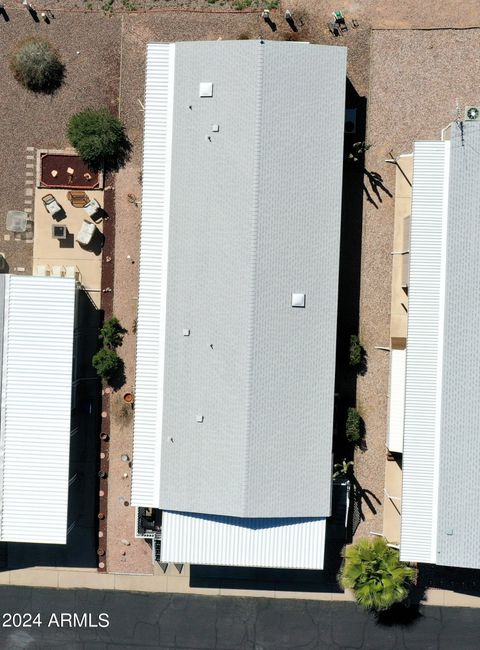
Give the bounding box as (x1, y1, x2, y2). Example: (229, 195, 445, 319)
(199, 82, 213, 98)
(465, 106, 480, 121)
(183, 328, 190, 336)
(291, 293, 306, 308)
(196, 415, 204, 423)
(212, 124, 219, 132)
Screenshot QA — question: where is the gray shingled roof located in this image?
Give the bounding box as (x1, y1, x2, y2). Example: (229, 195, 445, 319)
(157, 41, 346, 518)
(436, 120, 480, 568)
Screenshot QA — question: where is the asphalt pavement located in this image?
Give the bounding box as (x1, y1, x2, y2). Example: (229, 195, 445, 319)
(0, 586, 479, 649)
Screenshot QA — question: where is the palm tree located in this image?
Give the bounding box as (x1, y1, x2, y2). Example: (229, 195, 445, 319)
(339, 537, 415, 611)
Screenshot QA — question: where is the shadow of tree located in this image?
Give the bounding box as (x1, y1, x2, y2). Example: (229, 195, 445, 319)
(102, 134, 132, 174)
(376, 601, 424, 627)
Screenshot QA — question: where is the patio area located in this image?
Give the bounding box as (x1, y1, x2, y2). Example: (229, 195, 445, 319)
(33, 188, 105, 307)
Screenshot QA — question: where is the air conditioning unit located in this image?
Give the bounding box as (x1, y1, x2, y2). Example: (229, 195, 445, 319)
(465, 106, 480, 121)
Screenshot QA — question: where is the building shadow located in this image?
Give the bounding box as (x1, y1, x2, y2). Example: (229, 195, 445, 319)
(333, 78, 367, 502)
(189, 482, 349, 593)
(4, 289, 102, 570)
(59, 232, 75, 249)
(416, 564, 480, 599)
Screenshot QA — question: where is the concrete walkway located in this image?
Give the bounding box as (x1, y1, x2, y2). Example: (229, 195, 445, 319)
(0, 566, 478, 608)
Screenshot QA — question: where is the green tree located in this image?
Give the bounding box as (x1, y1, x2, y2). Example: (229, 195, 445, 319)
(92, 347, 121, 382)
(339, 538, 415, 611)
(346, 407, 362, 443)
(67, 108, 131, 172)
(99, 316, 124, 350)
(10, 38, 64, 94)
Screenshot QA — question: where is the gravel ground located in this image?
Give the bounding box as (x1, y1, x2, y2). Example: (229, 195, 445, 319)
(106, 10, 273, 574)
(354, 27, 480, 538)
(3, 0, 480, 572)
(0, 7, 121, 273)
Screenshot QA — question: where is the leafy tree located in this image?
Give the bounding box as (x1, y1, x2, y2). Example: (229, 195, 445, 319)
(67, 108, 131, 172)
(10, 38, 64, 94)
(92, 347, 121, 382)
(339, 538, 415, 611)
(346, 407, 362, 443)
(99, 316, 124, 350)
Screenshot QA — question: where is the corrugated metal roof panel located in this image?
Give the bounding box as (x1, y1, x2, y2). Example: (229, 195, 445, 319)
(144, 40, 346, 519)
(435, 122, 480, 569)
(400, 140, 449, 563)
(387, 348, 406, 453)
(0, 276, 75, 544)
(131, 43, 175, 507)
(161, 511, 326, 569)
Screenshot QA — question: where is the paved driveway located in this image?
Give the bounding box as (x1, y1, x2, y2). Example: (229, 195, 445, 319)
(0, 586, 478, 649)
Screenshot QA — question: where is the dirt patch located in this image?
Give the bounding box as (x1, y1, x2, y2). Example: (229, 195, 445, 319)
(40, 152, 101, 189)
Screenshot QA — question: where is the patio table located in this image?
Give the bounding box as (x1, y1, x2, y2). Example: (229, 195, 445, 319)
(52, 224, 67, 240)
(6, 210, 28, 233)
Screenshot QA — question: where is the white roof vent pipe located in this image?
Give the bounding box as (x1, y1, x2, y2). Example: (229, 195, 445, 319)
(199, 82, 213, 98)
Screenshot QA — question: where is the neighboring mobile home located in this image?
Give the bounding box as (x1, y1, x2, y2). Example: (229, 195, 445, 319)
(386, 119, 480, 568)
(0, 275, 76, 544)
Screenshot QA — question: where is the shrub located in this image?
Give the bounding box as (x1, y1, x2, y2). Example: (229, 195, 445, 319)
(348, 141, 372, 163)
(346, 407, 362, 443)
(92, 347, 121, 382)
(349, 334, 363, 367)
(99, 316, 124, 350)
(333, 459, 354, 479)
(67, 108, 131, 172)
(10, 38, 64, 94)
(339, 538, 415, 611)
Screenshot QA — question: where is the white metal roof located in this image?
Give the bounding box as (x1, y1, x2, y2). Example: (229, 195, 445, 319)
(387, 349, 406, 454)
(131, 43, 175, 507)
(160, 511, 326, 569)
(0, 275, 75, 544)
(400, 140, 449, 564)
(132, 41, 346, 521)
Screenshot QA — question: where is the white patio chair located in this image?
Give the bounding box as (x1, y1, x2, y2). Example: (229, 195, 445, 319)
(76, 220, 96, 246)
(65, 265, 80, 281)
(42, 194, 63, 217)
(83, 198, 101, 218)
(51, 265, 65, 277)
(34, 264, 50, 276)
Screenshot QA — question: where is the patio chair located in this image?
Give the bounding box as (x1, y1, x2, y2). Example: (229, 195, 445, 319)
(51, 265, 65, 277)
(332, 10, 348, 31)
(76, 220, 96, 246)
(65, 265, 81, 282)
(67, 190, 90, 208)
(83, 198, 101, 218)
(34, 265, 50, 276)
(42, 194, 63, 217)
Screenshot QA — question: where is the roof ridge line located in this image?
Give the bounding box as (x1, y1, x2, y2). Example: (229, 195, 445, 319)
(243, 40, 265, 516)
